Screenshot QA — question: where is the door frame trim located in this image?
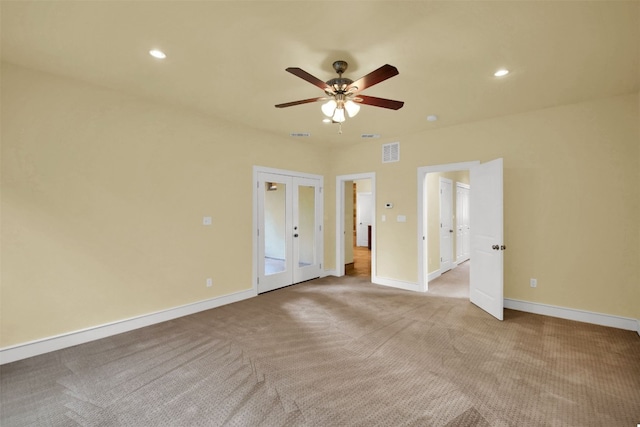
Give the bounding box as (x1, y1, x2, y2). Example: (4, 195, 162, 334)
(253, 166, 324, 294)
(417, 161, 479, 292)
(335, 173, 376, 278)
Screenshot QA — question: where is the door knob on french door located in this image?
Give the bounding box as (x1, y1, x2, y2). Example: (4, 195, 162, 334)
(501, 245, 506, 250)
(492, 245, 500, 250)
(449, 230, 453, 233)
(294, 234, 299, 238)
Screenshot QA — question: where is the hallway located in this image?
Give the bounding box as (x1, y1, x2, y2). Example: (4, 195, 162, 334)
(345, 246, 371, 278)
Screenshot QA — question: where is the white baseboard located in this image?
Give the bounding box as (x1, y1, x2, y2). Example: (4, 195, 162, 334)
(427, 270, 441, 282)
(0, 288, 257, 365)
(504, 298, 639, 332)
(322, 269, 337, 278)
(373, 276, 420, 292)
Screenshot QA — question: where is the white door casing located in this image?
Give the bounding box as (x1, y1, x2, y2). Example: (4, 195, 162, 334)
(256, 169, 322, 293)
(439, 178, 453, 274)
(469, 158, 504, 320)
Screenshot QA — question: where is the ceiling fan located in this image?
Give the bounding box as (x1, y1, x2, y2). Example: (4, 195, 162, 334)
(275, 60, 404, 124)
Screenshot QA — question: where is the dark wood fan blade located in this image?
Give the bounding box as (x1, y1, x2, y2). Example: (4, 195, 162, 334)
(357, 95, 404, 110)
(286, 68, 330, 91)
(348, 64, 399, 92)
(275, 97, 326, 108)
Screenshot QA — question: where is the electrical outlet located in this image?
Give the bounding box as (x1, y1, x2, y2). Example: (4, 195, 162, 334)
(206, 278, 213, 288)
(530, 278, 537, 288)
(203, 216, 212, 226)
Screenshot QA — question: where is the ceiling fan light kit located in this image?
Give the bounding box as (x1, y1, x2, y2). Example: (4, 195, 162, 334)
(276, 60, 404, 131)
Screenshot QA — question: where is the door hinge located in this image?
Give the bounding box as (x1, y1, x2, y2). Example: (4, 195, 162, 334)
(257, 277, 259, 284)
(319, 187, 323, 193)
(257, 228, 260, 236)
(257, 181, 260, 188)
(319, 225, 322, 231)
(319, 263, 322, 269)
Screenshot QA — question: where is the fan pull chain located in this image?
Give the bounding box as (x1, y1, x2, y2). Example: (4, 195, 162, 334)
(338, 122, 343, 134)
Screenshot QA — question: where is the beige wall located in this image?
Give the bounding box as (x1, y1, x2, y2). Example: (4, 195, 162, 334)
(2, 61, 639, 348)
(0, 63, 330, 347)
(327, 93, 639, 319)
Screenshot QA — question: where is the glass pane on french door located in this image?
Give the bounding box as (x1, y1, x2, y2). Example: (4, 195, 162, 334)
(297, 185, 315, 268)
(264, 180, 287, 276)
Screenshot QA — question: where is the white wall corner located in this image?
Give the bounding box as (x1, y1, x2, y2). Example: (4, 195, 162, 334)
(0, 288, 257, 365)
(504, 298, 639, 332)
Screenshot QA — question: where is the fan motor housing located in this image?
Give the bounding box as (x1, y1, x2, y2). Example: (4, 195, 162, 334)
(326, 77, 354, 92)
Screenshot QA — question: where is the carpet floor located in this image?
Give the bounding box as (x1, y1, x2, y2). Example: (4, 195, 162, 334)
(2, 274, 639, 426)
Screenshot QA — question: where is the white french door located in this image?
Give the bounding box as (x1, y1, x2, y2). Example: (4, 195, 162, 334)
(469, 158, 504, 320)
(257, 171, 322, 293)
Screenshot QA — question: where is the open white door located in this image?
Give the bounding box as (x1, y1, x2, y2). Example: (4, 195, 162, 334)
(356, 192, 372, 247)
(439, 178, 453, 273)
(470, 158, 504, 320)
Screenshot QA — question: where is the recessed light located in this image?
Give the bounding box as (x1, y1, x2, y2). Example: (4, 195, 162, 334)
(426, 115, 438, 122)
(149, 49, 166, 59)
(494, 69, 509, 77)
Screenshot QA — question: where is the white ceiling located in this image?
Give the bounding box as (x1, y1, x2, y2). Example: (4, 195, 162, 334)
(2, 1, 638, 145)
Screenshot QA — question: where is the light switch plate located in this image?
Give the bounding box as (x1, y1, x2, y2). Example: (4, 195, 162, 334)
(397, 215, 407, 223)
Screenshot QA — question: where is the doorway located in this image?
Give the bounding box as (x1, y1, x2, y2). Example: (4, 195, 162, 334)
(254, 167, 323, 293)
(335, 173, 376, 278)
(346, 179, 372, 277)
(417, 159, 504, 320)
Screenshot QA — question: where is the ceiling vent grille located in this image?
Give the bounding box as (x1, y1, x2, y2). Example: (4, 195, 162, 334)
(290, 132, 310, 137)
(382, 142, 400, 163)
(361, 134, 381, 139)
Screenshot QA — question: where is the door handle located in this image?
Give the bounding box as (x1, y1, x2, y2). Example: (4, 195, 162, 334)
(449, 230, 453, 233)
(492, 245, 500, 250)
(294, 234, 299, 238)
(501, 245, 506, 250)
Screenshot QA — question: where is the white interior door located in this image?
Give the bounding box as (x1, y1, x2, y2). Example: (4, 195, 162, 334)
(456, 183, 471, 263)
(439, 178, 453, 273)
(356, 192, 372, 247)
(258, 172, 322, 293)
(469, 158, 504, 320)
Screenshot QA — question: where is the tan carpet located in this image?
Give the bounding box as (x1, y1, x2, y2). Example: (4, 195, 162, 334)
(2, 275, 639, 426)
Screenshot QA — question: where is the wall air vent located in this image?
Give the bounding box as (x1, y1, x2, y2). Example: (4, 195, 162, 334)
(290, 132, 310, 137)
(382, 142, 400, 163)
(361, 134, 381, 139)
